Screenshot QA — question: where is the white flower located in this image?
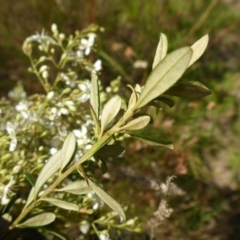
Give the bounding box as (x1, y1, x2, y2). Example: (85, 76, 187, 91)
(80, 33, 96, 55)
(93, 59, 102, 72)
(39, 65, 48, 73)
(8, 84, 26, 100)
(99, 232, 110, 240)
(26, 29, 56, 45)
(50, 148, 58, 155)
(47, 91, 55, 100)
(1, 177, 14, 205)
(79, 221, 90, 234)
(59, 107, 69, 115)
(42, 70, 49, 79)
(78, 80, 91, 102)
(87, 192, 104, 210)
(85, 59, 102, 73)
(51, 23, 58, 33)
(133, 60, 148, 69)
(73, 125, 90, 146)
(59, 33, 65, 40)
(6, 122, 17, 152)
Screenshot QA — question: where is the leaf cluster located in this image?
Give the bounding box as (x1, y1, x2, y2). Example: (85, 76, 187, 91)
(0, 25, 210, 240)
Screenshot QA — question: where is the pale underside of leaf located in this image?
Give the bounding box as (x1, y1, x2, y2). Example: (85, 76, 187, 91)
(40, 198, 79, 211)
(120, 116, 151, 131)
(60, 132, 76, 171)
(55, 180, 92, 195)
(136, 47, 192, 109)
(100, 95, 122, 131)
(17, 212, 56, 228)
(90, 73, 100, 118)
(88, 179, 126, 222)
(34, 150, 62, 197)
(152, 33, 168, 69)
(188, 34, 209, 67)
(127, 85, 138, 110)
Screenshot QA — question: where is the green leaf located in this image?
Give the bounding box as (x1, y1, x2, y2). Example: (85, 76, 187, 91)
(60, 132, 76, 171)
(188, 35, 209, 67)
(24, 173, 36, 187)
(120, 97, 128, 111)
(34, 150, 62, 197)
(120, 116, 151, 131)
(165, 81, 211, 98)
(154, 96, 175, 108)
(90, 104, 101, 137)
(24, 187, 36, 209)
(96, 157, 108, 174)
(88, 179, 126, 221)
(43, 230, 67, 240)
(136, 47, 192, 109)
(17, 212, 56, 228)
(55, 180, 92, 195)
(152, 33, 168, 69)
(100, 95, 122, 131)
(40, 198, 79, 211)
(90, 72, 100, 118)
(96, 144, 125, 158)
(128, 132, 173, 149)
(127, 85, 138, 110)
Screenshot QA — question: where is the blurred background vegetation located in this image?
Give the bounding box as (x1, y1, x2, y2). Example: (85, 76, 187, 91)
(1, 0, 240, 239)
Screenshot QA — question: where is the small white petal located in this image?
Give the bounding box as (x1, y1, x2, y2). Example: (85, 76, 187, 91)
(42, 70, 49, 79)
(47, 91, 55, 100)
(51, 23, 58, 33)
(79, 222, 90, 234)
(50, 148, 58, 155)
(60, 108, 69, 115)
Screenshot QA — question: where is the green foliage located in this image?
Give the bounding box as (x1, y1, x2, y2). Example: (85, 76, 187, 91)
(0, 23, 210, 239)
(17, 213, 56, 228)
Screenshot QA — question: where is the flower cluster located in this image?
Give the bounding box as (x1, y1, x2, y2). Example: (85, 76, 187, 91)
(0, 24, 131, 240)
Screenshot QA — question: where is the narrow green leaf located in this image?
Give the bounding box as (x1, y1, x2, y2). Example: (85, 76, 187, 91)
(60, 132, 76, 171)
(24, 173, 36, 187)
(24, 187, 35, 209)
(120, 116, 151, 131)
(165, 81, 211, 98)
(55, 180, 92, 195)
(188, 35, 209, 67)
(17, 212, 55, 228)
(152, 33, 168, 69)
(90, 73, 100, 118)
(34, 150, 62, 197)
(96, 144, 125, 158)
(128, 132, 173, 149)
(101, 95, 122, 131)
(120, 97, 128, 111)
(127, 85, 138, 110)
(90, 104, 101, 137)
(136, 47, 192, 109)
(88, 179, 126, 221)
(154, 97, 175, 108)
(43, 230, 67, 240)
(40, 198, 79, 211)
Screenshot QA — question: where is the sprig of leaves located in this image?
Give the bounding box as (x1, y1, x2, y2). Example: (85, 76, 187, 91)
(9, 31, 210, 236)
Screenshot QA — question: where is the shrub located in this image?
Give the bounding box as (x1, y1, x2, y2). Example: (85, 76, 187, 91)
(0, 24, 210, 239)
